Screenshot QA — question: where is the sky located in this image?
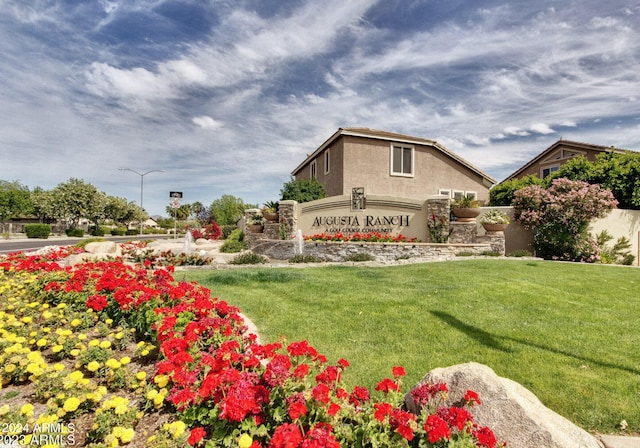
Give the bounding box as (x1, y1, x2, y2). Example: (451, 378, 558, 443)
(1, 0, 639, 216)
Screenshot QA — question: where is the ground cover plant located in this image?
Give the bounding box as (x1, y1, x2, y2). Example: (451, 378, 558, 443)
(185, 260, 640, 435)
(0, 249, 504, 447)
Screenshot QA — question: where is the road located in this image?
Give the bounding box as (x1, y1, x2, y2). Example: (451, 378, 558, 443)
(0, 234, 174, 254)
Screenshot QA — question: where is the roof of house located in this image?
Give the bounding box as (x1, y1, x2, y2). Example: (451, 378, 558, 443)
(503, 139, 625, 181)
(291, 127, 497, 184)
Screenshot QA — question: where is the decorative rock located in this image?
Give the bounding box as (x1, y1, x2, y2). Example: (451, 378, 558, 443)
(405, 362, 604, 448)
(84, 241, 122, 257)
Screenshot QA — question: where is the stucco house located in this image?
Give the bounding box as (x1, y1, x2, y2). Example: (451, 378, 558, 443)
(292, 127, 496, 202)
(503, 139, 624, 181)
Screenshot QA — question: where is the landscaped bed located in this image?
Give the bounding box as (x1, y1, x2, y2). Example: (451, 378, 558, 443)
(0, 247, 505, 447)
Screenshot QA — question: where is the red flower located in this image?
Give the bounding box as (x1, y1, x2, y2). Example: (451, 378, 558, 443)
(392, 366, 406, 378)
(473, 426, 498, 448)
(373, 402, 393, 422)
(375, 377, 400, 394)
(301, 422, 340, 448)
(327, 403, 341, 416)
(424, 415, 451, 444)
(269, 423, 303, 448)
(348, 386, 370, 406)
(187, 427, 206, 446)
(288, 401, 308, 420)
(312, 383, 331, 405)
(293, 363, 310, 378)
(464, 389, 481, 406)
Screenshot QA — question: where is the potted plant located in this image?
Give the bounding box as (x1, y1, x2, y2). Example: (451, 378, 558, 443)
(262, 201, 279, 222)
(479, 209, 510, 232)
(248, 214, 265, 233)
(451, 195, 481, 222)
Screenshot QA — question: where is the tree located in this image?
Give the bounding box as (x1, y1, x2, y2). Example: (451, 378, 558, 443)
(489, 175, 543, 206)
(49, 178, 109, 229)
(209, 195, 252, 226)
(0, 181, 33, 225)
(31, 187, 57, 223)
(165, 203, 191, 221)
(105, 196, 144, 227)
(280, 177, 326, 203)
(513, 178, 617, 262)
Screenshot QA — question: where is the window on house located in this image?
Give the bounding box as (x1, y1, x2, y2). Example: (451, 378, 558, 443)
(438, 189, 451, 197)
(465, 191, 477, 200)
(541, 166, 559, 178)
(324, 149, 330, 174)
(390, 144, 414, 176)
(310, 160, 317, 180)
(452, 190, 465, 201)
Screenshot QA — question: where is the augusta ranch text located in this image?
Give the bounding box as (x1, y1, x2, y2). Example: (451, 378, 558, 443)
(312, 215, 410, 233)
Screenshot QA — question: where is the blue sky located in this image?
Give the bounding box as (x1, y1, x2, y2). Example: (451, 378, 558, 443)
(1, 1, 639, 216)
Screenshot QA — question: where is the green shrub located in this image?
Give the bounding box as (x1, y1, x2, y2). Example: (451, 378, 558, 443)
(24, 224, 51, 239)
(221, 225, 238, 239)
(229, 252, 268, 265)
(111, 227, 126, 236)
(89, 226, 105, 236)
(226, 228, 244, 242)
(288, 254, 322, 263)
(343, 253, 375, 262)
(455, 251, 475, 257)
(220, 240, 246, 253)
(480, 250, 501, 257)
(125, 229, 138, 236)
(507, 249, 533, 257)
(65, 228, 84, 237)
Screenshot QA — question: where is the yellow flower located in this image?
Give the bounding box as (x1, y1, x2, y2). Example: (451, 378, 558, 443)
(114, 404, 128, 415)
(36, 338, 48, 347)
(20, 403, 34, 417)
(4, 363, 16, 373)
(0, 405, 11, 416)
(86, 361, 101, 372)
(52, 344, 64, 353)
(135, 371, 147, 381)
(115, 427, 135, 443)
(63, 397, 81, 412)
(115, 332, 124, 340)
(21, 316, 33, 324)
(154, 374, 169, 388)
(238, 434, 253, 448)
(71, 319, 82, 327)
(53, 363, 65, 371)
(105, 359, 121, 369)
(99, 340, 112, 349)
(88, 340, 99, 348)
(119, 356, 131, 365)
(165, 421, 186, 439)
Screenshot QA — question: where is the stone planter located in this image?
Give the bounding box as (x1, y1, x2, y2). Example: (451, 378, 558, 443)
(263, 212, 279, 222)
(482, 223, 508, 232)
(452, 207, 481, 222)
(248, 224, 264, 233)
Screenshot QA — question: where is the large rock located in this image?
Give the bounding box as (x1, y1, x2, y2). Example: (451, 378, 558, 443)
(405, 362, 604, 448)
(84, 241, 122, 257)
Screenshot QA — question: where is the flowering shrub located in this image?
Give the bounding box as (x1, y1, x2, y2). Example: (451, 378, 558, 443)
(188, 222, 222, 241)
(0, 247, 504, 447)
(305, 232, 419, 243)
(513, 178, 617, 262)
(478, 210, 510, 225)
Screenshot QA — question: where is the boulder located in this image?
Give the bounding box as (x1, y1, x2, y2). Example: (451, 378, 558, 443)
(84, 241, 122, 257)
(405, 362, 604, 448)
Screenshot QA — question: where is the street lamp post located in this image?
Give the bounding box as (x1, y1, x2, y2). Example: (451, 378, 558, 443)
(119, 168, 164, 235)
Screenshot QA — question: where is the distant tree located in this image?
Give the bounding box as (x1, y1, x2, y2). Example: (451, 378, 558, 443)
(165, 203, 191, 221)
(31, 187, 57, 223)
(489, 175, 543, 206)
(280, 177, 326, 203)
(0, 181, 33, 224)
(49, 178, 108, 229)
(209, 195, 252, 226)
(105, 196, 144, 227)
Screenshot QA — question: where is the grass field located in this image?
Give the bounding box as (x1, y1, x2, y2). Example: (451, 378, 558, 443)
(184, 259, 639, 434)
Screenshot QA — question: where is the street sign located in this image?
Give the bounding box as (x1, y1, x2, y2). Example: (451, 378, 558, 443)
(170, 199, 181, 209)
(169, 191, 183, 199)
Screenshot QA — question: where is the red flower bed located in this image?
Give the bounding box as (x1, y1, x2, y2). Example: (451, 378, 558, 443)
(304, 232, 419, 243)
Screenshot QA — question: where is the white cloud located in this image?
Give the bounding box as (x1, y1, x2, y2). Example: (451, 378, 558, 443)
(530, 123, 555, 134)
(192, 116, 223, 130)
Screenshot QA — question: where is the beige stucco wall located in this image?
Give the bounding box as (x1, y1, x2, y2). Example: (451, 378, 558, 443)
(295, 135, 491, 202)
(590, 208, 640, 265)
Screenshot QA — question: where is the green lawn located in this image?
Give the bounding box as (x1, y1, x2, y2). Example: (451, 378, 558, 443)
(184, 259, 640, 434)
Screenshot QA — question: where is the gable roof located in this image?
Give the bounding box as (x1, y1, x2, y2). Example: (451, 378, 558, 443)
(292, 127, 496, 184)
(503, 139, 623, 181)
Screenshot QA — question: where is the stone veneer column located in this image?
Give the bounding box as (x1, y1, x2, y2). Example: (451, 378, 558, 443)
(277, 200, 299, 240)
(425, 198, 451, 243)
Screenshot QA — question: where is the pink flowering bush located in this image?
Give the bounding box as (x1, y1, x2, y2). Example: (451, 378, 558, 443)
(513, 178, 617, 262)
